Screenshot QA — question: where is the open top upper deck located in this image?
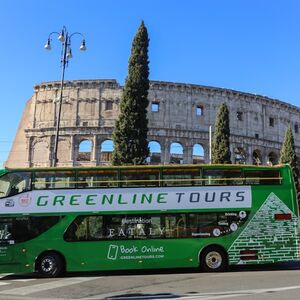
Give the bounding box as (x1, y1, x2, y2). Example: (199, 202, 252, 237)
(0, 164, 290, 196)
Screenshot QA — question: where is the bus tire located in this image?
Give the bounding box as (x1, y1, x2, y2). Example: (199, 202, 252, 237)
(200, 246, 228, 272)
(36, 252, 64, 277)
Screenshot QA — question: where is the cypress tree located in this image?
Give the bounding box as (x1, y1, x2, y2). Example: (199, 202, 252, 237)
(112, 21, 150, 165)
(212, 103, 231, 164)
(279, 126, 299, 193)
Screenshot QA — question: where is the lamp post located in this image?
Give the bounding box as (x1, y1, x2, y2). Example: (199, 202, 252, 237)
(44, 26, 86, 167)
(209, 125, 212, 164)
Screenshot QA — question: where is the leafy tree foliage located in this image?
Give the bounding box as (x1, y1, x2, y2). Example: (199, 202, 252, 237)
(212, 103, 231, 164)
(112, 21, 150, 165)
(279, 125, 300, 195)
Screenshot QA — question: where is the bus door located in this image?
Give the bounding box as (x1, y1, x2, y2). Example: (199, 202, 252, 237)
(0, 218, 15, 262)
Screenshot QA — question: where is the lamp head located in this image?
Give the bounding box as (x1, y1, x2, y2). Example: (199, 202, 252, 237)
(44, 39, 51, 50)
(58, 30, 65, 42)
(67, 48, 72, 59)
(80, 40, 86, 51)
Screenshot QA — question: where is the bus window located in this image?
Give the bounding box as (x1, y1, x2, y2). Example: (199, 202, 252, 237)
(65, 214, 167, 241)
(64, 215, 104, 241)
(165, 214, 187, 238)
(33, 171, 76, 189)
(0, 219, 12, 240)
(244, 170, 281, 185)
(162, 168, 201, 187)
(103, 215, 164, 239)
(187, 212, 249, 238)
(77, 170, 118, 188)
(203, 169, 243, 186)
(188, 213, 218, 237)
(0, 172, 31, 198)
(120, 169, 160, 188)
(0, 216, 63, 243)
(66, 215, 104, 241)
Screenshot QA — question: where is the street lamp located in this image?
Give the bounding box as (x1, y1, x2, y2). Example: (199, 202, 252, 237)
(44, 26, 86, 167)
(209, 125, 212, 164)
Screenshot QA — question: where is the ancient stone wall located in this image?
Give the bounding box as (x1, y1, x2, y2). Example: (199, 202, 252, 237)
(5, 79, 300, 168)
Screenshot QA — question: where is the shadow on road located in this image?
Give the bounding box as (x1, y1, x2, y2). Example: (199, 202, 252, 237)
(1, 261, 300, 280)
(229, 260, 300, 272)
(103, 292, 180, 300)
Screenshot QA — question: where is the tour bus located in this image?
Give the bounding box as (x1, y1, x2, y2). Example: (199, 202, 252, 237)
(0, 164, 298, 277)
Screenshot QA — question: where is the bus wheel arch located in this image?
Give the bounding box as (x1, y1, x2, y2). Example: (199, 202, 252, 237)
(199, 245, 228, 272)
(35, 251, 66, 277)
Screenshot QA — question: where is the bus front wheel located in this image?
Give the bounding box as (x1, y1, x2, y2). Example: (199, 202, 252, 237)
(36, 252, 64, 277)
(200, 246, 228, 272)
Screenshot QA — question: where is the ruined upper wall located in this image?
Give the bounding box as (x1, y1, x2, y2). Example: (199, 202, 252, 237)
(5, 79, 300, 168)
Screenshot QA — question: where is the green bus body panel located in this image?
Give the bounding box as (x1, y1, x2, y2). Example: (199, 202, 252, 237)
(0, 164, 298, 274)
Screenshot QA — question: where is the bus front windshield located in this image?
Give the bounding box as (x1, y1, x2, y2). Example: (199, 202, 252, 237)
(0, 172, 31, 199)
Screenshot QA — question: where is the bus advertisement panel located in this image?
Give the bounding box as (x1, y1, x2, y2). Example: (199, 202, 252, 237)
(0, 185, 252, 213)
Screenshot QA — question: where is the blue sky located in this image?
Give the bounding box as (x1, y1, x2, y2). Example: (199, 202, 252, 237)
(1, 0, 300, 167)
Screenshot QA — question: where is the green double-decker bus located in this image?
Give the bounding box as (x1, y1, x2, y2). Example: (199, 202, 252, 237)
(0, 164, 298, 277)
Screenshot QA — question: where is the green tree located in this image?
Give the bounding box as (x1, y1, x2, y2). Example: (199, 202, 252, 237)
(212, 103, 231, 164)
(112, 21, 150, 165)
(279, 125, 299, 194)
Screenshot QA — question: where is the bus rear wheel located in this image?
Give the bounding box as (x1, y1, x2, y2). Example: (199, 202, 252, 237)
(37, 252, 64, 277)
(200, 246, 228, 272)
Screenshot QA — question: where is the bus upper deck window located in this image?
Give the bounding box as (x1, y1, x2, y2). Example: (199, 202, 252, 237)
(33, 171, 76, 189)
(244, 170, 281, 185)
(120, 169, 160, 188)
(203, 169, 243, 186)
(77, 170, 118, 188)
(0, 172, 31, 198)
(162, 168, 201, 187)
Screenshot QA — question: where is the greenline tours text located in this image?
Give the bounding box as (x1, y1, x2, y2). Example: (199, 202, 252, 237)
(36, 191, 247, 207)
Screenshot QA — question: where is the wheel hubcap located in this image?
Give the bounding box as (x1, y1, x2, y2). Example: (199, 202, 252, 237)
(41, 258, 54, 273)
(205, 251, 222, 269)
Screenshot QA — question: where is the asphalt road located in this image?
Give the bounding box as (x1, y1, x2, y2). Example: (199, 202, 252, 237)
(1, 262, 300, 300)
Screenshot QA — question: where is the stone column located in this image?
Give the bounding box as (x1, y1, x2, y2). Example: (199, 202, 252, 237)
(92, 135, 98, 164)
(203, 144, 209, 164)
(230, 144, 235, 164)
(70, 135, 75, 165)
(75, 89, 80, 126)
(247, 144, 253, 164)
(26, 137, 33, 168)
(184, 144, 193, 164)
(73, 136, 79, 165)
(32, 92, 38, 129)
(262, 147, 268, 165)
(161, 139, 170, 164)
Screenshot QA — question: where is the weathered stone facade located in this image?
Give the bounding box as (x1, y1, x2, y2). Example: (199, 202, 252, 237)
(5, 79, 300, 168)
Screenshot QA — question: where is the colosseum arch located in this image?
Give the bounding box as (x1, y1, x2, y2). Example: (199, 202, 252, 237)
(192, 144, 205, 164)
(234, 147, 247, 164)
(77, 140, 92, 161)
(170, 142, 183, 164)
(267, 152, 278, 165)
(252, 149, 262, 165)
(99, 139, 114, 164)
(148, 141, 161, 164)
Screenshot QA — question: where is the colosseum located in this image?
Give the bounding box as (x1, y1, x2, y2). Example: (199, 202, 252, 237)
(5, 79, 300, 168)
